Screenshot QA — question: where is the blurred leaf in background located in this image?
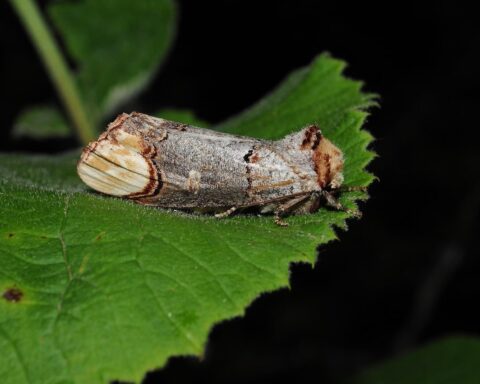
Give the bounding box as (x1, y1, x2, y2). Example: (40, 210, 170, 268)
(11, 0, 176, 139)
(12, 105, 70, 139)
(344, 337, 480, 384)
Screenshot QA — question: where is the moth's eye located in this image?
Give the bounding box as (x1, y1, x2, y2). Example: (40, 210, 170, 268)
(77, 139, 157, 197)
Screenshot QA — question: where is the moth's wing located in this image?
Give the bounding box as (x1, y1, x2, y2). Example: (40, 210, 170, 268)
(121, 118, 262, 208)
(244, 142, 319, 204)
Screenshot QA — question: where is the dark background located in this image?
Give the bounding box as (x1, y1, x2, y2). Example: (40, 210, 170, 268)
(1, 1, 479, 383)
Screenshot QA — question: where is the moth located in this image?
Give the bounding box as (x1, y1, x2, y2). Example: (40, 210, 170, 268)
(77, 112, 360, 226)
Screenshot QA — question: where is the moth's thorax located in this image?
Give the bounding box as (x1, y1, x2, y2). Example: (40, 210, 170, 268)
(278, 125, 344, 190)
(77, 114, 160, 197)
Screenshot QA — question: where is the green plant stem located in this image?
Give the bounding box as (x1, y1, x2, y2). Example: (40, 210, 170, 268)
(9, 0, 95, 144)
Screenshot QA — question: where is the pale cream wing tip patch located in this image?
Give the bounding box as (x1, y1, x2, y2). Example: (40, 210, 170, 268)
(77, 138, 159, 198)
(77, 162, 134, 196)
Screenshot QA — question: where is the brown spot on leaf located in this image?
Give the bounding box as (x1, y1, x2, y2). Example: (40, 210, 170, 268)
(7, 233, 14, 238)
(3, 287, 23, 303)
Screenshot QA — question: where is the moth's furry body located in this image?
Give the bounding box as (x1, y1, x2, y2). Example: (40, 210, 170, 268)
(78, 112, 345, 223)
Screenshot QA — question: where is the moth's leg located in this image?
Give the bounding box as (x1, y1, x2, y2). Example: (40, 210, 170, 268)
(214, 206, 237, 219)
(274, 195, 311, 227)
(322, 191, 362, 218)
(274, 214, 289, 227)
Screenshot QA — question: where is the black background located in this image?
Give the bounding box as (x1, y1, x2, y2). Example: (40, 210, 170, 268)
(1, 1, 479, 383)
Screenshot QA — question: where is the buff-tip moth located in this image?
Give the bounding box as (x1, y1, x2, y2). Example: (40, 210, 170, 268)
(77, 112, 363, 226)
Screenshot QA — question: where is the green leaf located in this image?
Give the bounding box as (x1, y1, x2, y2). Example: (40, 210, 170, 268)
(0, 55, 376, 383)
(48, 0, 176, 121)
(12, 105, 71, 139)
(344, 337, 480, 384)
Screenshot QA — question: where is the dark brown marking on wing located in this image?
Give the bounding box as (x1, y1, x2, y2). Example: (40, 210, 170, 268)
(244, 147, 255, 197)
(107, 113, 130, 132)
(243, 149, 253, 162)
(128, 146, 163, 199)
(301, 125, 322, 150)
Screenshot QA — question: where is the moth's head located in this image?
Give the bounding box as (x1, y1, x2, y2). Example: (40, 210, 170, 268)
(77, 114, 160, 198)
(313, 137, 344, 190)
